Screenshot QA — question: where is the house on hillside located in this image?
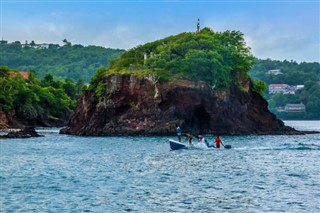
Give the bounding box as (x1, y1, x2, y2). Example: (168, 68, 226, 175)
(9, 71, 29, 79)
(284, 103, 306, 112)
(21, 43, 49, 49)
(268, 84, 289, 94)
(266, 69, 283, 75)
(296, 85, 304, 90)
(19, 72, 29, 79)
(269, 84, 304, 94)
(34, 43, 49, 49)
(282, 86, 296, 94)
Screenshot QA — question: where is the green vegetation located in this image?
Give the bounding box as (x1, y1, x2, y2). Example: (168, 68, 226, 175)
(250, 59, 319, 85)
(0, 41, 124, 82)
(101, 28, 255, 90)
(3, 30, 317, 122)
(249, 59, 320, 119)
(0, 66, 83, 123)
(252, 79, 267, 97)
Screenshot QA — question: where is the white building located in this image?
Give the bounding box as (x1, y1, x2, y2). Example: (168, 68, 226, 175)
(268, 84, 289, 94)
(266, 69, 283, 75)
(21, 43, 49, 49)
(284, 103, 306, 112)
(269, 84, 304, 94)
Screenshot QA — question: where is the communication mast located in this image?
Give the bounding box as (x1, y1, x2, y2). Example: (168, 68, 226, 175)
(196, 18, 200, 34)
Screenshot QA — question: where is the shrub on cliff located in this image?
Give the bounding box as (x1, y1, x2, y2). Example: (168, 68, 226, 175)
(103, 27, 255, 90)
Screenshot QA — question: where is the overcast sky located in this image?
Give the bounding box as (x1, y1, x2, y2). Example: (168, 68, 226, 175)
(1, 0, 319, 62)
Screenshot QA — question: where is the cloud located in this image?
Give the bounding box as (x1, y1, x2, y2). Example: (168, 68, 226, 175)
(205, 17, 319, 62)
(91, 24, 144, 50)
(252, 36, 313, 53)
(242, 22, 318, 62)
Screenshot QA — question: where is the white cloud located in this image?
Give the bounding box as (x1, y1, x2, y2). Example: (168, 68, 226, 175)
(242, 22, 319, 62)
(205, 17, 319, 62)
(91, 24, 144, 50)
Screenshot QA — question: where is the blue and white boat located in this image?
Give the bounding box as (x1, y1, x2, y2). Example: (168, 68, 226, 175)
(169, 139, 231, 150)
(169, 139, 189, 150)
(169, 139, 211, 150)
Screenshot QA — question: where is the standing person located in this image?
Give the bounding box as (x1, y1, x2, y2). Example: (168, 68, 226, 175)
(197, 135, 209, 147)
(215, 136, 224, 148)
(176, 125, 182, 142)
(185, 133, 193, 145)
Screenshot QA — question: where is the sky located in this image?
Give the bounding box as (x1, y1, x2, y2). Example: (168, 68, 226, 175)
(1, 0, 319, 63)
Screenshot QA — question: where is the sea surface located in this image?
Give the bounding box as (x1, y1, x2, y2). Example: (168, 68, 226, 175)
(0, 121, 319, 212)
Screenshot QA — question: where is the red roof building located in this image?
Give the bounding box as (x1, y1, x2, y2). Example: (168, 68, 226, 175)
(268, 84, 289, 94)
(19, 72, 29, 79)
(9, 71, 29, 79)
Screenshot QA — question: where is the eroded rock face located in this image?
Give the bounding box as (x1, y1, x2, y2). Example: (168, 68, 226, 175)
(60, 74, 296, 136)
(0, 109, 9, 129)
(0, 108, 67, 130)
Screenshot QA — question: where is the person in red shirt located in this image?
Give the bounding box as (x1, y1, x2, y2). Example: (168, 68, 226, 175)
(215, 136, 224, 148)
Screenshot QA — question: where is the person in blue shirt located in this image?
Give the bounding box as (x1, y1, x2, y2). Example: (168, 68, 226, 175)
(176, 125, 182, 142)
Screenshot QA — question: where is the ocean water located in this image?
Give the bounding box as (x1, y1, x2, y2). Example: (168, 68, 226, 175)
(0, 121, 319, 212)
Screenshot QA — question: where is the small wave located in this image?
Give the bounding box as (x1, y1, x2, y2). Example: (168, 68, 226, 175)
(234, 143, 320, 151)
(187, 142, 219, 150)
(284, 143, 320, 151)
(291, 146, 314, 150)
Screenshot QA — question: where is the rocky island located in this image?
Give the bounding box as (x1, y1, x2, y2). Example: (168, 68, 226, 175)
(61, 27, 299, 136)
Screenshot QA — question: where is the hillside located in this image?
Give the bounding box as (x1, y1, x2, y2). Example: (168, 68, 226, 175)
(0, 41, 124, 82)
(249, 59, 320, 119)
(61, 28, 297, 136)
(103, 28, 255, 88)
(0, 66, 78, 129)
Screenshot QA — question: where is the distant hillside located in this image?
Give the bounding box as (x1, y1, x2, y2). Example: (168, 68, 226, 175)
(249, 59, 319, 85)
(249, 59, 320, 119)
(0, 41, 125, 82)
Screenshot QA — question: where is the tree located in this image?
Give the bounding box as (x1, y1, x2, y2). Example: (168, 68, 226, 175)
(30, 40, 36, 46)
(76, 78, 85, 95)
(62, 78, 76, 99)
(27, 70, 40, 84)
(41, 73, 54, 87)
(0, 66, 10, 77)
(62, 39, 71, 46)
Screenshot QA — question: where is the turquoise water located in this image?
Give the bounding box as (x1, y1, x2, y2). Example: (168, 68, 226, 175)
(0, 121, 319, 212)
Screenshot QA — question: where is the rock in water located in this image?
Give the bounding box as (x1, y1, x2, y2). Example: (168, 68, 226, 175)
(60, 74, 297, 136)
(5, 127, 43, 138)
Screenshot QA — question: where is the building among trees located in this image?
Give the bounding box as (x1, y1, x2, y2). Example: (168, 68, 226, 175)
(284, 103, 306, 112)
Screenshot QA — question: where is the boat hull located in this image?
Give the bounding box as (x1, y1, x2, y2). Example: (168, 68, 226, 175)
(169, 139, 188, 150)
(169, 139, 232, 150)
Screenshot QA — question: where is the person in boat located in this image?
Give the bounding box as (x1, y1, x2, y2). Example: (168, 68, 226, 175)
(176, 125, 182, 142)
(215, 136, 224, 148)
(185, 133, 193, 145)
(197, 135, 209, 147)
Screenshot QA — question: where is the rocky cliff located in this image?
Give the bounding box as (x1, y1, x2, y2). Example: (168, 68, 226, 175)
(60, 74, 297, 136)
(0, 108, 67, 130)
